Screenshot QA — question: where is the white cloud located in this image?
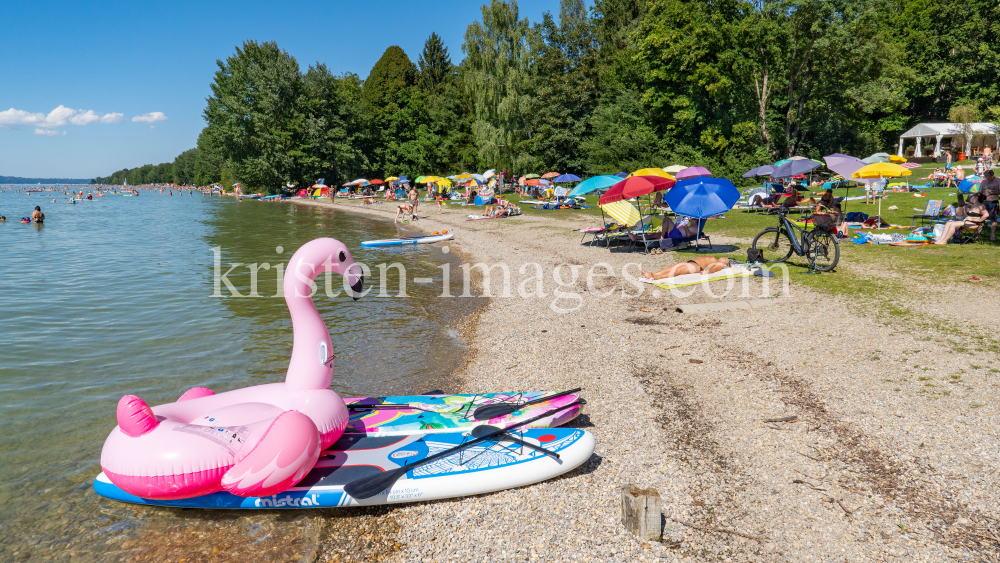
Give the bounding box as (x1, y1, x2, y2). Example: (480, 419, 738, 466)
(34, 128, 59, 136)
(132, 112, 168, 124)
(1, 105, 125, 129)
(70, 110, 101, 125)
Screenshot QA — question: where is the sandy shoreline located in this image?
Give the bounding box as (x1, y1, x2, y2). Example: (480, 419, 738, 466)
(289, 198, 1000, 563)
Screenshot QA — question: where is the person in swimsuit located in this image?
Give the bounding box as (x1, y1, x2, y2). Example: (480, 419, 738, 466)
(936, 194, 987, 244)
(407, 186, 419, 219)
(31, 206, 44, 223)
(979, 169, 1000, 240)
(641, 256, 733, 280)
(394, 203, 412, 223)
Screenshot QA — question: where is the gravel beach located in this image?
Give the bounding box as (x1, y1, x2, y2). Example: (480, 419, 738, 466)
(295, 198, 1000, 563)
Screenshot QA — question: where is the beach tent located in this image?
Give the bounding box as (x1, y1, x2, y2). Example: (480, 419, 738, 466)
(896, 122, 997, 157)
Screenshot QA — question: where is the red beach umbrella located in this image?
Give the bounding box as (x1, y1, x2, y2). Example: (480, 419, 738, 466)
(599, 176, 675, 205)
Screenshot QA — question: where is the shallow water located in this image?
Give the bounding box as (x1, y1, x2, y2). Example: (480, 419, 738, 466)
(0, 187, 477, 561)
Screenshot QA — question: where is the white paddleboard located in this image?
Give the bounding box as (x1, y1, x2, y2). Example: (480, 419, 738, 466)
(93, 427, 594, 508)
(360, 233, 454, 247)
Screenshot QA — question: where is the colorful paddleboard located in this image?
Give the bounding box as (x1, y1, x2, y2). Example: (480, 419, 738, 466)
(360, 233, 454, 247)
(93, 427, 594, 508)
(343, 391, 581, 435)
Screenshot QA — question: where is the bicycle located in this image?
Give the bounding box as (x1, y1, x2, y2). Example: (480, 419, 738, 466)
(750, 208, 840, 272)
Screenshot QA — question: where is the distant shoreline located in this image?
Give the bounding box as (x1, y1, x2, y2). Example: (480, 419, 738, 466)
(0, 176, 92, 184)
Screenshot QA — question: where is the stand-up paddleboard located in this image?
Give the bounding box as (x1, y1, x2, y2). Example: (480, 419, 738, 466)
(360, 232, 454, 247)
(344, 391, 582, 435)
(93, 427, 594, 508)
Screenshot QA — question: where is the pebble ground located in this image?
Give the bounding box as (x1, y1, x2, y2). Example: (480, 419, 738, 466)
(302, 199, 1000, 563)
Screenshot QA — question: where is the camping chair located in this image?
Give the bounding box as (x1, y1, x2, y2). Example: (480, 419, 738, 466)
(583, 200, 642, 247)
(957, 221, 985, 245)
(911, 200, 943, 226)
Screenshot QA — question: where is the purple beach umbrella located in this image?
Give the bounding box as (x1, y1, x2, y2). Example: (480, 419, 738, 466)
(674, 166, 712, 180)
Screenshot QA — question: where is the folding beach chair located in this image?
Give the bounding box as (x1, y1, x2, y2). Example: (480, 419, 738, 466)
(911, 200, 943, 226)
(587, 200, 644, 248)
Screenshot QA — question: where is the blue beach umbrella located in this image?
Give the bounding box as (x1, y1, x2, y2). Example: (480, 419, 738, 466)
(553, 173, 582, 183)
(665, 178, 741, 250)
(742, 165, 775, 178)
(614, 172, 628, 178)
(568, 175, 620, 197)
(771, 158, 823, 179)
(959, 175, 982, 194)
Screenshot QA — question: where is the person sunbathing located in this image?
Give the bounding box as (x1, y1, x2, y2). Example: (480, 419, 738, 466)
(935, 194, 986, 244)
(641, 256, 733, 280)
(815, 189, 835, 211)
(628, 216, 697, 242)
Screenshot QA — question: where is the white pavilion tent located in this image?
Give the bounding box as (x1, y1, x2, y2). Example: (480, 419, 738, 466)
(897, 122, 997, 158)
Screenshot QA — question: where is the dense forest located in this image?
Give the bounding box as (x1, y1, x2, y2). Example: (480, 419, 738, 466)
(95, 0, 1000, 190)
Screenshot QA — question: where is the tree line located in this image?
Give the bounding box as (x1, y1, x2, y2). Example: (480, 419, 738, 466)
(92, 148, 197, 185)
(95, 0, 1000, 190)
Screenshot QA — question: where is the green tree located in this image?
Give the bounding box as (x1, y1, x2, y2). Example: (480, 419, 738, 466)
(463, 0, 536, 176)
(527, 0, 600, 174)
(204, 40, 307, 191)
(418, 33, 452, 91)
(172, 148, 198, 185)
(300, 64, 372, 183)
(194, 125, 226, 185)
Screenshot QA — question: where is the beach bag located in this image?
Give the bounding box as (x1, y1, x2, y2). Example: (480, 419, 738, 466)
(746, 248, 763, 263)
(933, 223, 945, 239)
(845, 211, 868, 222)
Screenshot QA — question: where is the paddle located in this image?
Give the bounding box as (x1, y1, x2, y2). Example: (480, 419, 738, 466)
(469, 425, 560, 461)
(343, 400, 581, 500)
(472, 388, 582, 421)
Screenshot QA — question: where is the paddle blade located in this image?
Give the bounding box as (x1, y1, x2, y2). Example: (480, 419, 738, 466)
(472, 403, 518, 421)
(470, 424, 501, 438)
(343, 467, 407, 500)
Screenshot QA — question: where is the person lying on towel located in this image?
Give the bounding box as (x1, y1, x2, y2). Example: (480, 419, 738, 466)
(641, 256, 733, 280)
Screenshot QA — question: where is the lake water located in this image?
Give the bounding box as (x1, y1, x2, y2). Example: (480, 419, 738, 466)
(0, 186, 479, 561)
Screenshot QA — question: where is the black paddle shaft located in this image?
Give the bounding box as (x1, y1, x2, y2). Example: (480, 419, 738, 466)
(470, 425, 561, 461)
(472, 388, 583, 421)
(343, 400, 582, 500)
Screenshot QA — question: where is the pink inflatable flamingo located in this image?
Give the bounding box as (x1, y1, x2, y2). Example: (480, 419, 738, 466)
(100, 238, 364, 500)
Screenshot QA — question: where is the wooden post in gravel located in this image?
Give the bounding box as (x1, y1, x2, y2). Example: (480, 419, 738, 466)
(621, 484, 662, 541)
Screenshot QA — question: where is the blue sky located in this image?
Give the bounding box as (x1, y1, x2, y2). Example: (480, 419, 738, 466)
(0, 0, 567, 179)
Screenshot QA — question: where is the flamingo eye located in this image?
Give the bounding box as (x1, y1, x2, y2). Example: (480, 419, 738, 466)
(338, 251, 346, 263)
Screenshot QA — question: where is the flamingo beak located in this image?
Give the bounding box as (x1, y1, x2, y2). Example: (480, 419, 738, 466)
(345, 263, 364, 300)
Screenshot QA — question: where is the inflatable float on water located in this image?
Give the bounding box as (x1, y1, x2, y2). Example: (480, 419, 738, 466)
(99, 238, 365, 499)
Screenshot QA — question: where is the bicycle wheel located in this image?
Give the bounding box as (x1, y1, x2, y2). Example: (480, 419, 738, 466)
(751, 227, 794, 263)
(806, 229, 840, 272)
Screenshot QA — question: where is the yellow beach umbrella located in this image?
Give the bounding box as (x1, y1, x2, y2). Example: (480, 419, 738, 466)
(385, 176, 400, 182)
(888, 155, 907, 163)
(851, 162, 911, 179)
(852, 163, 911, 218)
(628, 167, 675, 180)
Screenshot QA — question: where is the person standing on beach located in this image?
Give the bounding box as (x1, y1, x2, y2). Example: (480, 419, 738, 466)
(407, 186, 419, 220)
(946, 150, 953, 170)
(980, 169, 1000, 241)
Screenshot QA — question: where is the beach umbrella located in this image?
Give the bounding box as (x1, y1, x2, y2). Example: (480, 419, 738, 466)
(370, 179, 384, 185)
(889, 155, 907, 163)
(959, 175, 983, 193)
(663, 165, 686, 174)
(350, 178, 368, 185)
(522, 173, 540, 179)
(852, 162, 912, 218)
(627, 167, 674, 179)
(599, 176, 674, 205)
(414, 175, 427, 183)
(614, 172, 628, 178)
(553, 173, 582, 183)
(525, 178, 551, 186)
(675, 166, 712, 180)
(822, 153, 867, 212)
(862, 154, 889, 164)
(771, 158, 822, 179)
(871, 152, 892, 159)
(385, 176, 399, 182)
(664, 177, 740, 250)
(542, 172, 560, 179)
(482, 169, 496, 179)
(742, 165, 775, 178)
(568, 175, 619, 197)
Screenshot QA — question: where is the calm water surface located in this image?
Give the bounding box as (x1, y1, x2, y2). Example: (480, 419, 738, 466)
(0, 187, 479, 561)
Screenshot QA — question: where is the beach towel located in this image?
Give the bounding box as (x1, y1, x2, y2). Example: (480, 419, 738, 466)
(638, 265, 755, 290)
